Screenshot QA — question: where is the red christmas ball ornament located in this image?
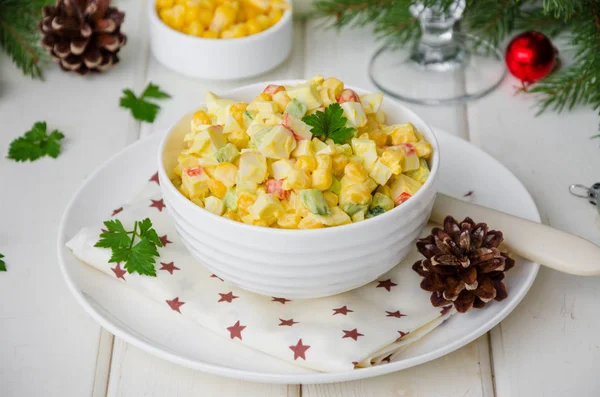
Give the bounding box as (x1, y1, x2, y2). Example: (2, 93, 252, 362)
(505, 31, 556, 86)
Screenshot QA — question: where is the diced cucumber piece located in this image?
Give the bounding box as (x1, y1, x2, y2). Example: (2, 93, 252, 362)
(370, 193, 394, 211)
(366, 206, 386, 219)
(406, 158, 431, 184)
(214, 143, 240, 163)
(329, 176, 341, 195)
(300, 189, 331, 215)
(341, 203, 368, 216)
(223, 190, 238, 212)
(284, 98, 307, 118)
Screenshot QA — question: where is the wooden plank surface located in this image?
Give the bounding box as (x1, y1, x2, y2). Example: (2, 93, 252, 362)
(0, 1, 144, 396)
(467, 74, 600, 397)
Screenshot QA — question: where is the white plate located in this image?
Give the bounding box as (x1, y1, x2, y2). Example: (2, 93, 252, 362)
(57, 128, 540, 384)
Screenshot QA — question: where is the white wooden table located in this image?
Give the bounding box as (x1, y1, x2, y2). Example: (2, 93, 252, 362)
(2, 2, 600, 395)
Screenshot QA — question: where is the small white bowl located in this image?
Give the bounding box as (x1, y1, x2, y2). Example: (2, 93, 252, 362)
(158, 81, 440, 299)
(147, 0, 293, 79)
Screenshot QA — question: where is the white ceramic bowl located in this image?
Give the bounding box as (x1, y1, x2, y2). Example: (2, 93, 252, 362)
(147, 0, 293, 79)
(158, 81, 440, 298)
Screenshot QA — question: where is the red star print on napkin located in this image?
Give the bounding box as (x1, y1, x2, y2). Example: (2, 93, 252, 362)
(111, 263, 126, 280)
(149, 172, 160, 185)
(376, 279, 397, 292)
(227, 321, 246, 340)
(159, 262, 180, 274)
(159, 235, 172, 247)
(289, 339, 310, 360)
(272, 297, 291, 304)
(150, 199, 166, 212)
(111, 207, 123, 216)
(218, 292, 239, 303)
(342, 329, 364, 341)
(381, 354, 392, 363)
(397, 331, 409, 340)
(278, 318, 298, 326)
(332, 306, 353, 315)
(386, 310, 406, 318)
(166, 297, 185, 313)
(210, 274, 224, 281)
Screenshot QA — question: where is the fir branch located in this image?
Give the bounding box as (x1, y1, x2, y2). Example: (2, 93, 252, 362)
(0, 0, 53, 79)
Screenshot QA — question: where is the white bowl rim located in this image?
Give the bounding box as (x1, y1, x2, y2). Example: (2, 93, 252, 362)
(147, 0, 293, 45)
(158, 80, 440, 236)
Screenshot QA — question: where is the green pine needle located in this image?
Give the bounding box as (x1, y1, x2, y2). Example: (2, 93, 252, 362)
(313, 0, 600, 127)
(120, 82, 172, 123)
(0, 253, 6, 272)
(95, 218, 163, 277)
(0, 0, 54, 79)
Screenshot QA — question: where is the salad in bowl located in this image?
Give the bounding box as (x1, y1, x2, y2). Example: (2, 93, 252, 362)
(170, 76, 433, 229)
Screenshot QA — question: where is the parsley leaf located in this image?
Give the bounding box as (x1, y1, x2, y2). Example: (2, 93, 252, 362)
(120, 83, 171, 123)
(302, 103, 355, 145)
(8, 122, 65, 162)
(95, 218, 163, 277)
(0, 254, 6, 272)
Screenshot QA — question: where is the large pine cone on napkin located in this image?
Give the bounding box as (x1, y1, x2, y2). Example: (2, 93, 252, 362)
(412, 216, 515, 313)
(39, 0, 126, 75)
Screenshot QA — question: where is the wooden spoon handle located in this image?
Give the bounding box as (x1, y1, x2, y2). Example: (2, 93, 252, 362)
(431, 193, 600, 276)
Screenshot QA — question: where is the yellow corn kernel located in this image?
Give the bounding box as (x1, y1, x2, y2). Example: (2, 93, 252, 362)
(175, 0, 187, 4)
(296, 156, 317, 171)
(283, 169, 311, 190)
(367, 128, 387, 147)
(254, 92, 271, 102)
(310, 75, 325, 85)
(207, 179, 227, 198)
(220, 29, 234, 38)
(237, 192, 257, 213)
(413, 141, 432, 159)
(192, 110, 212, 125)
(342, 183, 372, 205)
(255, 14, 271, 29)
(245, 18, 262, 35)
(227, 128, 249, 150)
(156, 0, 175, 8)
(380, 148, 403, 175)
(159, 8, 175, 27)
(344, 161, 368, 183)
(331, 154, 349, 176)
(210, 4, 237, 32)
(322, 77, 344, 100)
(184, 4, 201, 23)
(202, 29, 219, 38)
(184, 20, 205, 36)
(230, 23, 249, 37)
(312, 169, 332, 191)
(315, 154, 332, 171)
(323, 191, 339, 207)
(230, 102, 247, 125)
(277, 213, 301, 229)
(223, 211, 240, 222)
(268, 8, 283, 24)
(191, 197, 205, 207)
(298, 215, 325, 229)
(198, 7, 214, 26)
(212, 162, 238, 187)
(376, 185, 393, 199)
(171, 4, 186, 29)
(236, 5, 247, 22)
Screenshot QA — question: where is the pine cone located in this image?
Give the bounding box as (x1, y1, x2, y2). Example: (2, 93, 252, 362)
(412, 216, 515, 313)
(39, 0, 127, 75)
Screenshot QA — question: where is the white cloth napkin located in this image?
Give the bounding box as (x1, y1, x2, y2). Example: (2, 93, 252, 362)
(66, 174, 454, 373)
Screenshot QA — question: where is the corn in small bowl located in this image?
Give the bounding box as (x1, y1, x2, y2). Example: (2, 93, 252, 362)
(158, 80, 440, 299)
(147, 0, 292, 79)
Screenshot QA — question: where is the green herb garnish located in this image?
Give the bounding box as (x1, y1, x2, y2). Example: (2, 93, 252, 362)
(8, 122, 65, 162)
(302, 103, 355, 144)
(95, 218, 163, 276)
(120, 82, 171, 123)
